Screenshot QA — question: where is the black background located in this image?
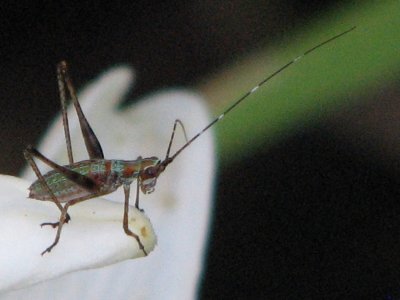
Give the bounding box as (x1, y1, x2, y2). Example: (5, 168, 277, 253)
(1, 1, 400, 299)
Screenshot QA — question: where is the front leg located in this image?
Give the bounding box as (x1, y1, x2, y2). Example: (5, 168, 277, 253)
(123, 184, 147, 256)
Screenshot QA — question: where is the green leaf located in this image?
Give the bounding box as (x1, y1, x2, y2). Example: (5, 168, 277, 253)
(204, 1, 400, 164)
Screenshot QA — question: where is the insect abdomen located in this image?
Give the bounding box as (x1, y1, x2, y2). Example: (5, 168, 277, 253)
(28, 159, 137, 203)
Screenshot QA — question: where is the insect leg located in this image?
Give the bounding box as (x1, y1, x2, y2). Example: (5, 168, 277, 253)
(43, 184, 146, 255)
(26, 146, 102, 229)
(24, 146, 70, 225)
(164, 119, 189, 160)
(135, 176, 140, 209)
(123, 184, 147, 256)
(57, 61, 74, 164)
(58, 61, 104, 159)
(41, 196, 90, 255)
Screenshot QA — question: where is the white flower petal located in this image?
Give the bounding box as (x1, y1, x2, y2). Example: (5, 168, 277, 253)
(10, 65, 214, 299)
(0, 175, 156, 293)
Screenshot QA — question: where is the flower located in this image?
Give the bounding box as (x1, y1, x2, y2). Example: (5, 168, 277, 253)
(0, 175, 156, 291)
(1, 65, 215, 299)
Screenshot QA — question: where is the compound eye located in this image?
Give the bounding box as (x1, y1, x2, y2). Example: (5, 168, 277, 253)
(145, 166, 157, 177)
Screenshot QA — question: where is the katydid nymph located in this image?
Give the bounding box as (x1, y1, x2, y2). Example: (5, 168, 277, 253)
(24, 27, 355, 256)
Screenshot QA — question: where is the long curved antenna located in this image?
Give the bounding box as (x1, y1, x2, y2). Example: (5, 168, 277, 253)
(162, 26, 356, 166)
(164, 119, 189, 161)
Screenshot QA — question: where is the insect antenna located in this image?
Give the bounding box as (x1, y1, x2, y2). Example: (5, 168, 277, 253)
(164, 119, 189, 161)
(162, 26, 356, 167)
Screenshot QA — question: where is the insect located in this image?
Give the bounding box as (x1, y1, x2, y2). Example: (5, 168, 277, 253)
(24, 26, 355, 256)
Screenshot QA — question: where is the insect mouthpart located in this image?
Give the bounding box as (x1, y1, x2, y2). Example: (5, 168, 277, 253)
(139, 164, 161, 194)
(141, 177, 157, 194)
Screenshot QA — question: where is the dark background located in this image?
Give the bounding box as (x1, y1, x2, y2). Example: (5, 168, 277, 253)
(1, 1, 400, 299)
